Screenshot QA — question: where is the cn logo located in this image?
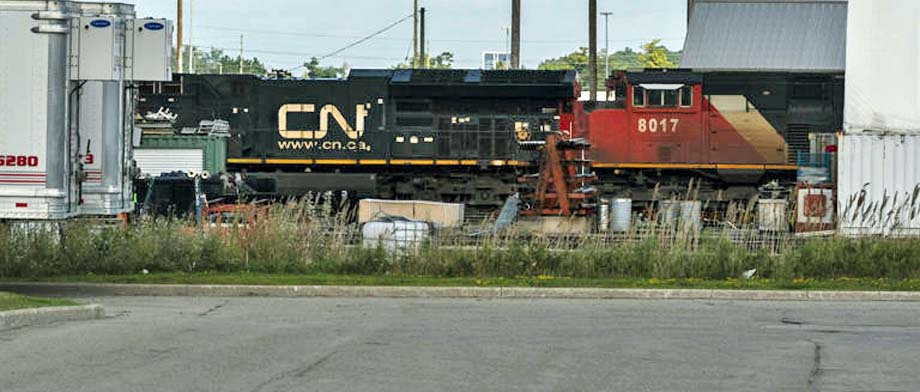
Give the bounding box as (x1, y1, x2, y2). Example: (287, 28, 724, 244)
(278, 103, 370, 140)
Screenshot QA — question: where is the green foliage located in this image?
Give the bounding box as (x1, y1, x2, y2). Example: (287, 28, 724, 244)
(1, 204, 919, 283)
(172, 47, 268, 76)
(394, 51, 455, 69)
(538, 40, 682, 88)
(0, 292, 77, 311)
(303, 57, 348, 79)
(428, 52, 454, 69)
(638, 39, 676, 69)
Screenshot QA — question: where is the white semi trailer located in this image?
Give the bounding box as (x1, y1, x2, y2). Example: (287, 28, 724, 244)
(0, 0, 171, 221)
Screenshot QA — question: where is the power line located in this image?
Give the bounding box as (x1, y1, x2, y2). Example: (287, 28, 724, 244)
(289, 13, 414, 71)
(206, 46, 413, 61)
(195, 24, 681, 45)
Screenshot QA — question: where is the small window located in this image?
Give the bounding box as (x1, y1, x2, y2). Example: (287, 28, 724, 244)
(647, 90, 664, 107)
(680, 86, 693, 107)
(663, 90, 678, 106)
(633, 87, 646, 107)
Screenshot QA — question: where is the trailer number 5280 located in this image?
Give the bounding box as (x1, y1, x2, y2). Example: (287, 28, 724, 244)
(638, 118, 679, 133)
(0, 155, 39, 167)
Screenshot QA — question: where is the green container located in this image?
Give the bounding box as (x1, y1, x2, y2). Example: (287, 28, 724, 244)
(137, 135, 228, 174)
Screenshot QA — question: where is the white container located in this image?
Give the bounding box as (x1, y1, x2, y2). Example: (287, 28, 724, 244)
(0, 1, 82, 220)
(838, 133, 920, 236)
(362, 219, 431, 250)
(679, 201, 703, 232)
(610, 198, 632, 232)
(845, 0, 920, 134)
(758, 199, 788, 232)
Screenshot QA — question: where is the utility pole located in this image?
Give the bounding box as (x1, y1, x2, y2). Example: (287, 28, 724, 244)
(413, 0, 419, 67)
(188, 0, 194, 73)
(239, 34, 244, 74)
(419, 7, 427, 68)
(511, 0, 521, 69)
(589, 0, 598, 103)
(218, 46, 223, 75)
(176, 0, 183, 73)
(601, 11, 612, 90)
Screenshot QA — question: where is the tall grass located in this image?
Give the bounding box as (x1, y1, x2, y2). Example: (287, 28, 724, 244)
(0, 196, 918, 281)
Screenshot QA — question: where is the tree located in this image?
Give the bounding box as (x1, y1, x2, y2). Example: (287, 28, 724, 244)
(638, 39, 676, 69)
(173, 47, 268, 76)
(394, 51, 455, 69)
(428, 52, 454, 69)
(303, 57, 348, 79)
(538, 41, 682, 88)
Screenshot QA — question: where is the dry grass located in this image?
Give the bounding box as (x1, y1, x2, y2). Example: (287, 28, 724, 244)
(0, 192, 918, 281)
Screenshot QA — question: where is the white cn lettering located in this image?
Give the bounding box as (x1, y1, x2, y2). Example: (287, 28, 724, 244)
(278, 103, 369, 140)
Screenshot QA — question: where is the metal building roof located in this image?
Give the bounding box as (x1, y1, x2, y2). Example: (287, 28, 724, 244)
(681, 0, 847, 72)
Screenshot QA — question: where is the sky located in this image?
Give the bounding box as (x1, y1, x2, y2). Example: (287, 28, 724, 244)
(122, 0, 688, 71)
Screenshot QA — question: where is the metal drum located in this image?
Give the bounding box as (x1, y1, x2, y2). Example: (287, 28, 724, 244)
(597, 198, 610, 232)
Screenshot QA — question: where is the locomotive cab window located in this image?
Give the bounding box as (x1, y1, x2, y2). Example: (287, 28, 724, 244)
(635, 84, 687, 108)
(679, 86, 693, 107)
(632, 86, 646, 107)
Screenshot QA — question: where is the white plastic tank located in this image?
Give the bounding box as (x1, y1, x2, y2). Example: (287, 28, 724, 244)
(0, 1, 82, 220)
(610, 198, 632, 232)
(362, 219, 431, 250)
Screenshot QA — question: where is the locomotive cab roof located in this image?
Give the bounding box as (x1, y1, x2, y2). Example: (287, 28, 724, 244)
(619, 69, 703, 85)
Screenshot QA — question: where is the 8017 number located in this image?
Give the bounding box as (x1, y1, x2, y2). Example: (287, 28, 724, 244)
(0, 155, 39, 167)
(638, 118, 680, 133)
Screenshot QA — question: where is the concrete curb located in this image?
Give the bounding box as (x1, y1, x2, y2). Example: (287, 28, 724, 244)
(0, 304, 104, 331)
(3, 282, 920, 302)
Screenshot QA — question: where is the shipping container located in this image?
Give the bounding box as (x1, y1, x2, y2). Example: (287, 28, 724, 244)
(135, 135, 228, 176)
(845, 0, 920, 134)
(837, 133, 920, 236)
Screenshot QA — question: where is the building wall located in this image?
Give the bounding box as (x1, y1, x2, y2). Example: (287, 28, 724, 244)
(844, 0, 920, 133)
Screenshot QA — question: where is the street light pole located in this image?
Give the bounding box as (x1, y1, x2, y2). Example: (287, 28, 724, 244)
(601, 12, 612, 91)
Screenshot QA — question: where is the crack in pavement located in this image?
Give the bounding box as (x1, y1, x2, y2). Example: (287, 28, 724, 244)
(198, 301, 228, 317)
(781, 317, 804, 325)
(249, 351, 337, 392)
(807, 340, 823, 392)
(293, 351, 337, 378)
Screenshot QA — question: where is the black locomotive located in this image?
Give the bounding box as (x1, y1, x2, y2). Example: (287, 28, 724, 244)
(138, 69, 578, 216)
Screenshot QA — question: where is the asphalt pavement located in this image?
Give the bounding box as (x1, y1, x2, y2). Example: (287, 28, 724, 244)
(1, 296, 919, 392)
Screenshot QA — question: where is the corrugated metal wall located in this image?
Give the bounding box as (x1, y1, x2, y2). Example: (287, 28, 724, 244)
(134, 149, 204, 176)
(838, 133, 920, 236)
